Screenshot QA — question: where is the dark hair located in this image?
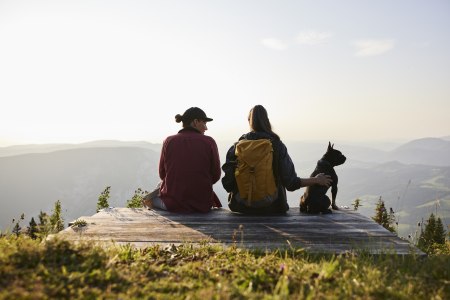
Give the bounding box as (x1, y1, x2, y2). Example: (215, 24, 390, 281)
(175, 107, 213, 128)
(175, 114, 184, 123)
(175, 113, 189, 128)
(248, 105, 279, 139)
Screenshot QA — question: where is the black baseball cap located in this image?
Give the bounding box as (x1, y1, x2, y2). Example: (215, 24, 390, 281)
(182, 107, 213, 122)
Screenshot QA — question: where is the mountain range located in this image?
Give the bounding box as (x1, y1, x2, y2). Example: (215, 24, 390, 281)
(1, 137, 449, 239)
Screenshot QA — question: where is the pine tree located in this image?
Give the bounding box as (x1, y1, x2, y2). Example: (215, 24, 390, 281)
(372, 196, 396, 233)
(433, 216, 446, 245)
(38, 210, 48, 226)
(49, 200, 65, 233)
(12, 214, 25, 236)
(97, 186, 111, 212)
(417, 213, 447, 253)
(27, 217, 39, 239)
(422, 213, 436, 247)
(37, 210, 51, 237)
(12, 222, 21, 236)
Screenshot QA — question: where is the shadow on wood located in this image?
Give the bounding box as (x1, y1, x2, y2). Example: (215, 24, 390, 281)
(56, 207, 423, 255)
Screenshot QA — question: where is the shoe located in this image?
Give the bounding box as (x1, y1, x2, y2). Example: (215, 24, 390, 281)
(142, 194, 154, 210)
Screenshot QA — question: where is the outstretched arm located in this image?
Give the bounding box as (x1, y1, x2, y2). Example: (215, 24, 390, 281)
(299, 173, 332, 188)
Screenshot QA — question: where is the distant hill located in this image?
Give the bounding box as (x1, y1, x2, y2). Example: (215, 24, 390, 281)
(0, 140, 162, 157)
(287, 137, 450, 168)
(0, 147, 161, 231)
(387, 138, 450, 166)
(1, 137, 449, 239)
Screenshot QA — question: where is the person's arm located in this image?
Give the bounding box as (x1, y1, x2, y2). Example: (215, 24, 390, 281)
(276, 141, 332, 190)
(158, 140, 167, 180)
(221, 144, 237, 193)
(277, 141, 302, 191)
(299, 173, 332, 187)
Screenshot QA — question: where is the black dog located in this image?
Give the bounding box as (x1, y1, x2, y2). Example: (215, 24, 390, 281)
(300, 142, 346, 214)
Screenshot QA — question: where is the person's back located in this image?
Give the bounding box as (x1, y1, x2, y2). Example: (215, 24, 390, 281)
(221, 105, 332, 215)
(144, 107, 222, 213)
(160, 126, 221, 212)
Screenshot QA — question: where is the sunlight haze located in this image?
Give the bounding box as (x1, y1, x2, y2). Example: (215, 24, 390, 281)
(1, 0, 449, 147)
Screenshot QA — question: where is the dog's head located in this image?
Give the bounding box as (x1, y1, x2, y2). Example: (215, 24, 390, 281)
(323, 142, 346, 167)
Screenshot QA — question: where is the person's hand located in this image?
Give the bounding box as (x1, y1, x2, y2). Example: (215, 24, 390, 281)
(315, 173, 332, 187)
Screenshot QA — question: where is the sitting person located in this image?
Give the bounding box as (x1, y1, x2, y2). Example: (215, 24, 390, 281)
(221, 105, 332, 214)
(143, 107, 222, 213)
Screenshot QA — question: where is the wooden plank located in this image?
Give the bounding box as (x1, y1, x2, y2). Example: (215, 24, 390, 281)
(55, 207, 422, 255)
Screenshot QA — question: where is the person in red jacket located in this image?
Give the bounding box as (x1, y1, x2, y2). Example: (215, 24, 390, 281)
(143, 107, 222, 213)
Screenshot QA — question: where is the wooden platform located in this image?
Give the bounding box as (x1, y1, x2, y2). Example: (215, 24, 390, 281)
(56, 207, 422, 255)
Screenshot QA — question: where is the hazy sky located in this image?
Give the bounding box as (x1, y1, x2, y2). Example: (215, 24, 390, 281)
(1, 0, 449, 147)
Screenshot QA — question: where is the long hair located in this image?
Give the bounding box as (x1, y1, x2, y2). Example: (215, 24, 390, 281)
(248, 105, 279, 139)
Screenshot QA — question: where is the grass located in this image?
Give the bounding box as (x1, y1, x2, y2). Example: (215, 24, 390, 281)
(0, 235, 449, 299)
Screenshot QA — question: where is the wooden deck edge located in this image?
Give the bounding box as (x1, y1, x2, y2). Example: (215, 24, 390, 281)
(53, 207, 426, 256)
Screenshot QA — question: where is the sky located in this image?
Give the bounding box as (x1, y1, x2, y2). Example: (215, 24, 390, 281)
(1, 0, 449, 147)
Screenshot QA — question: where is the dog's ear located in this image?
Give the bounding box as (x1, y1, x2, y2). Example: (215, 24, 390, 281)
(328, 141, 334, 151)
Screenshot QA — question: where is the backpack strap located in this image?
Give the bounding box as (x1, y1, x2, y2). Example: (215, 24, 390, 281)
(248, 166, 256, 203)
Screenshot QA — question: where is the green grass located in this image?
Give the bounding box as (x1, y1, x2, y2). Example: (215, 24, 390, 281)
(0, 236, 449, 299)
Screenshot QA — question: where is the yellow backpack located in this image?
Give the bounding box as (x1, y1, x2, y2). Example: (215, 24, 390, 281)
(234, 139, 277, 207)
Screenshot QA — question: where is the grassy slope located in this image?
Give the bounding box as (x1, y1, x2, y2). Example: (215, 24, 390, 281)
(1, 236, 449, 299)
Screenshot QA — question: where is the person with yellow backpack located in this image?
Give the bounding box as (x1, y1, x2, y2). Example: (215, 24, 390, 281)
(221, 105, 332, 214)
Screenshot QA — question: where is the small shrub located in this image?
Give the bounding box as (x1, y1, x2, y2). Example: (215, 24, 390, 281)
(71, 219, 88, 228)
(96, 186, 111, 212)
(126, 188, 147, 208)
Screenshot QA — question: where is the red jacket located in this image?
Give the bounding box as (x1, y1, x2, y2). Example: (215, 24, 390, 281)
(159, 127, 222, 213)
